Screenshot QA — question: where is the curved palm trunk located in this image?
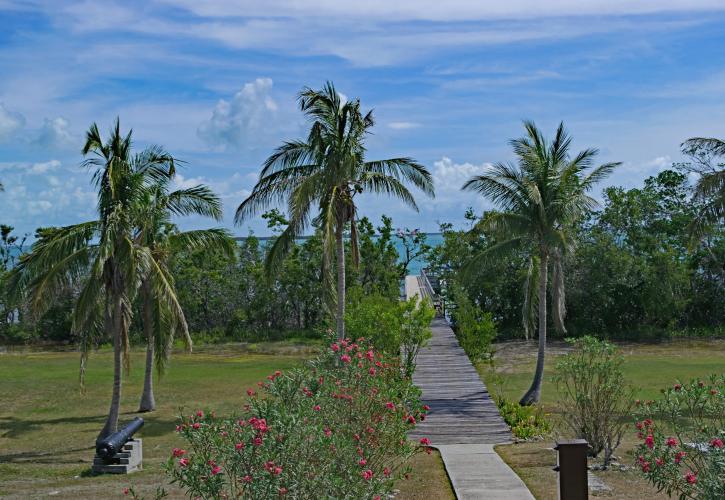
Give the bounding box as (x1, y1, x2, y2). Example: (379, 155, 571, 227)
(98, 290, 123, 440)
(520, 251, 548, 406)
(138, 283, 155, 412)
(335, 222, 346, 341)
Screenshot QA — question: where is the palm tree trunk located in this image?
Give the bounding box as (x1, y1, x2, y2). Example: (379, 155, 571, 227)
(335, 221, 346, 341)
(98, 291, 123, 440)
(138, 284, 155, 412)
(520, 251, 548, 406)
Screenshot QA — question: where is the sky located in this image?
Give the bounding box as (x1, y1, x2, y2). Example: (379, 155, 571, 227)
(1, 0, 724, 238)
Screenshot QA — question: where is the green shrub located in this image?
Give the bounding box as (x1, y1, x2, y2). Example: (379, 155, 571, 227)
(166, 339, 431, 498)
(554, 336, 634, 467)
(633, 374, 725, 499)
(449, 283, 496, 362)
(345, 292, 433, 377)
(495, 398, 551, 440)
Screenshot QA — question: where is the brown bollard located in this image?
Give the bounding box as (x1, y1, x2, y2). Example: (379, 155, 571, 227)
(553, 439, 588, 500)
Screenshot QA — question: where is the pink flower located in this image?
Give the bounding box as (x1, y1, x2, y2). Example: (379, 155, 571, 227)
(358, 458, 367, 466)
(674, 383, 682, 391)
(278, 487, 288, 495)
(384, 467, 391, 477)
(710, 438, 724, 449)
(313, 405, 321, 411)
(645, 435, 654, 449)
(242, 475, 252, 483)
(420, 437, 431, 446)
(711, 389, 718, 395)
(254, 437, 263, 447)
(123, 488, 129, 495)
(655, 458, 664, 466)
(675, 451, 686, 464)
(179, 458, 189, 467)
(273, 467, 283, 475)
(684, 471, 697, 484)
(211, 465, 222, 476)
(636, 421, 644, 430)
(407, 415, 416, 425)
(423, 405, 430, 411)
(340, 354, 351, 364)
(235, 442, 245, 450)
(369, 367, 376, 376)
(274, 370, 282, 377)
(324, 427, 332, 437)
(666, 437, 678, 447)
(331, 343, 340, 352)
(172, 448, 186, 457)
(192, 422, 201, 430)
(366, 350, 374, 361)
(385, 402, 396, 410)
(247, 389, 256, 396)
(362, 469, 373, 481)
(641, 461, 651, 473)
(196, 410, 204, 418)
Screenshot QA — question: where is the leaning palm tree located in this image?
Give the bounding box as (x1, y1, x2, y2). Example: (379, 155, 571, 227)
(133, 177, 235, 412)
(236, 82, 434, 340)
(680, 137, 725, 245)
(462, 121, 620, 405)
(10, 119, 186, 438)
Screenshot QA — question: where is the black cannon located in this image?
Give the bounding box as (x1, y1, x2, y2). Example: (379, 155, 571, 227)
(96, 417, 144, 460)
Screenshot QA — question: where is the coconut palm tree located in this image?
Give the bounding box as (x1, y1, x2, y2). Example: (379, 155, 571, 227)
(462, 121, 620, 405)
(680, 137, 725, 244)
(134, 177, 235, 412)
(10, 119, 187, 438)
(236, 82, 434, 340)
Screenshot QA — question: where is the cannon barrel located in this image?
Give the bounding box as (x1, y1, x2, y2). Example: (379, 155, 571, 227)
(96, 417, 144, 459)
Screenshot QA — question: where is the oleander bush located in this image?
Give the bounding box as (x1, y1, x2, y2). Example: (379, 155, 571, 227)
(166, 338, 431, 499)
(633, 374, 725, 499)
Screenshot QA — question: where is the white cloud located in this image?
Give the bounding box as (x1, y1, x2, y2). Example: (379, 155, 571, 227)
(33, 117, 76, 150)
(427, 157, 492, 210)
(0, 103, 25, 139)
(388, 121, 420, 130)
(28, 159, 62, 174)
(198, 78, 278, 150)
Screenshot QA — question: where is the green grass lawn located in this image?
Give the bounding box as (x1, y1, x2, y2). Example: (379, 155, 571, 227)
(0, 343, 452, 499)
(480, 339, 725, 500)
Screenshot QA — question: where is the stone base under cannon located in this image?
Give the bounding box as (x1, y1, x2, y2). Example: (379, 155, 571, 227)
(92, 439, 143, 474)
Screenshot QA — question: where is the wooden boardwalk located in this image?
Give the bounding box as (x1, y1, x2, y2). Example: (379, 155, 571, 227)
(408, 317, 512, 445)
(406, 276, 534, 499)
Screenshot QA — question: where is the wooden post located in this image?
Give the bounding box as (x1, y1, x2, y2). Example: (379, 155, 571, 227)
(554, 439, 588, 500)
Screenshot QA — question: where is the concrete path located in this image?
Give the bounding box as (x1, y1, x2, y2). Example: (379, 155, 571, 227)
(406, 276, 534, 499)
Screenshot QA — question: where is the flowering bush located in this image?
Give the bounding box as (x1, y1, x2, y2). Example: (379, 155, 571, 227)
(633, 374, 725, 499)
(166, 339, 431, 498)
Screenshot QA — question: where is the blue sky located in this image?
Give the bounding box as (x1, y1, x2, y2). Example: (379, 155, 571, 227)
(1, 1, 724, 238)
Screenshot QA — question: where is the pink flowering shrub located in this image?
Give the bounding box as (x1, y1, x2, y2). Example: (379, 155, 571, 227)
(166, 339, 430, 498)
(633, 374, 725, 499)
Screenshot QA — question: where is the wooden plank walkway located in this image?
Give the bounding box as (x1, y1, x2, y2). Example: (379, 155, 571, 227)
(409, 317, 512, 445)
(406, 276, 534, 499)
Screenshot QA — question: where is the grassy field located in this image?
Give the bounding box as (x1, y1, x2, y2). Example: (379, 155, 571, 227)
(0, 344, 452, 499)
(480, 339, 725, 500)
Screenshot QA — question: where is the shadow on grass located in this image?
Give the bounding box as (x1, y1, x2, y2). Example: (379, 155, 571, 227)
(0, 415, 107, 439)
(0, 446, 94, 464)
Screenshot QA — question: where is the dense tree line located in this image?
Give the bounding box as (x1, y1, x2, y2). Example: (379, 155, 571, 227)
(430, 168, 724, 341)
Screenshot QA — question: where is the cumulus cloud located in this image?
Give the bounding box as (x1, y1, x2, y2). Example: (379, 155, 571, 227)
(34, 117, 76, 149)
(198, 78, 278, 150)
(0, 103, 25, 140)
(28, 159, 62, 174)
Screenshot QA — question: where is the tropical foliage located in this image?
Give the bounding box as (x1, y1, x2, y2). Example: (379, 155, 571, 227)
(460, 121, 620, 404)
(167, 339, 431, 499)
(235, 82, 434, 341)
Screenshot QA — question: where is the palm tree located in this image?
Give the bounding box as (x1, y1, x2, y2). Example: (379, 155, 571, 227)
(681, 137, 725, 244)
(134, 177, 234, 412)
(462, 121, 619, 405)
(10, 119, 187, 438)
(236, 82, 434, 340)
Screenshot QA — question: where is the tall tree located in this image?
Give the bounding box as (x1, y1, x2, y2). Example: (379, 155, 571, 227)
(133, 177, 234, 412)
(680, 137, 725, 244)
(10, 119, 185, 438)
(462, 121, 619, 405)
(235, 82, 434, 340)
